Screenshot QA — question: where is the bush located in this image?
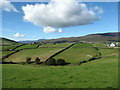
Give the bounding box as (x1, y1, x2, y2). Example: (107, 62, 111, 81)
(26, 57, 31, 64)
(45, 58, 56, 65)
(10, 61, 13, 64)
(6, 49, 9, 51)
(35, 57, 40, 64)
(56, 59, 66, 65)
(21, 62, 25, 65)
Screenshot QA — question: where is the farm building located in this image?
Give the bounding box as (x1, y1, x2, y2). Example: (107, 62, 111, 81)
(107, 43, 116, 47)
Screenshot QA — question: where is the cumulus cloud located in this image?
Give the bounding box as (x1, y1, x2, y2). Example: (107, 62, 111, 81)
(0, 0, 18, 12)
(14, 33, 25, 37)
(22, 0, 103, 33)
(43, 26, 56, 33)
(58, 28, 63, 33)
(43, 26, 63, 33)
(92, 6, 104, 14)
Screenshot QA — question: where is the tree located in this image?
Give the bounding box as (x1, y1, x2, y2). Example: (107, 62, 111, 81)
(45, 58, 56, 65)
(26, 57, 31, 64)
(56, 59, 66, 65)
(35, 57, 40, 64)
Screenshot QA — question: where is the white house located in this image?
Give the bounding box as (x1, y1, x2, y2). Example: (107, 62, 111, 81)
(109, 43, 116, 47)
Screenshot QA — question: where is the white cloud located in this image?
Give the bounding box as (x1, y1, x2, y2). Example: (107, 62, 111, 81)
(43, 26, 63, 33)
(93, 6, 104, 14)
(0, 0, 18, 12)
(43, 26, 56, 33)
(14, 33, 25, 37)
(58, 28, 63, 33)
(22, 0, 103, 28)
(98, 9, 104, 14)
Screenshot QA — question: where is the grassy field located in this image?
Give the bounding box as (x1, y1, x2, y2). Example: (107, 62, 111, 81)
(15, 44, 39, 50)
(2, 56, 118, 88)
(54, 43, 98, 64)
(2, 42, 118, 88)
(73, 43, 94, 47)
(2, 51, 15, 57)
(1, 38, 18, 45)
(94, 43, 107, 47)
(99, 48, 118, 57)
(0, 64, 2, 89)
(1, 51, 17, 59)
(39, 43, 72, 47)
(4, 48, 64, 62)
(2, 44, 22, 51)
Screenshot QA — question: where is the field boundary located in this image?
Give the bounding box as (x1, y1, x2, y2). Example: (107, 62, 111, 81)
(1, 44, 25, 51)
(68, 45, 102, 65)
(45, 43, 75, 62)
(1, 44, 41, 62)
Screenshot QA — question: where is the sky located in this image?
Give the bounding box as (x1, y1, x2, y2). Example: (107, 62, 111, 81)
(1, 0, 118, 41)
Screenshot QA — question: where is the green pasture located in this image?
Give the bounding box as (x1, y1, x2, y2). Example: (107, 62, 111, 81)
(94, 43, 107, 47)
(98, 48, 118, 57)
(39, 43, 72, 47)
(4, 48, 64, 62)
(2, 51, 15, 57)
(15, 44, 39, 50)
(54, 43, 98, 64)
(2, 56, 118, 88)
(2, 44, 22, 51)
(0, 46, 2, 50)
(73, 43, 93, 47)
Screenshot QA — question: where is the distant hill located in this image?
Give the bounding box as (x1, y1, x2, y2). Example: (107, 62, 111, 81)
(1, 32, 119, 45)
(0, 37, 18, 45)
(18, 40, 37, 44)
(41, 32, 119, 43)
(18, 39, 45, 44)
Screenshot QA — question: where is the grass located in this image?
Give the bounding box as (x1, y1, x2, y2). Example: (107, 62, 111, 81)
(2, 51, 15, 57)
(1, 51, 16, 60)
(15, 44, 39, 50)
(2, 43, 118, 88)
(73, 43, 94, 47)
(2, 44, 22, 51)
(39, 43, 72, 47)
(0, 64, 2, 89)
(54, 43, 98, 64)
(1, 38, 17, 45)
(4, 48, 64, 62)
(94, 43, 107, 47)
(2, 56, 118, 88)
(99, 48, 118, 57)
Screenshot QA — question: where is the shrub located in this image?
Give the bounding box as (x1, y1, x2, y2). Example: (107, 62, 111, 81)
(21, 62, 25, 65)
(26, 57, 31, 64)
(10, 61, 13, 64)
(45, 58, 56, 65)
(56, 59, 66, 65)
(6, 49, 9, 51)
(35, 57, 40, 64)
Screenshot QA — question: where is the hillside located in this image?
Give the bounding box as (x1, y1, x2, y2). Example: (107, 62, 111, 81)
(41, 32, 119, 43)
(1, 32, 119, 44)
(0, 37, 18, 45)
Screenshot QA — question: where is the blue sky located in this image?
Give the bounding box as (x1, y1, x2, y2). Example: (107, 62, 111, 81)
(2, 2, 118, 41)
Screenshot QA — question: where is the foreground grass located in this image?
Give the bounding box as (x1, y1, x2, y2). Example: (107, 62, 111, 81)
(0, 64, 2, 89)
(2, 56, 118, 88)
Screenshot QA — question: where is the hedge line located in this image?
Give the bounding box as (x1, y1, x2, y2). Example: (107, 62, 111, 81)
(45, 43, 75, 63)
(1, 44, 41, 62)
